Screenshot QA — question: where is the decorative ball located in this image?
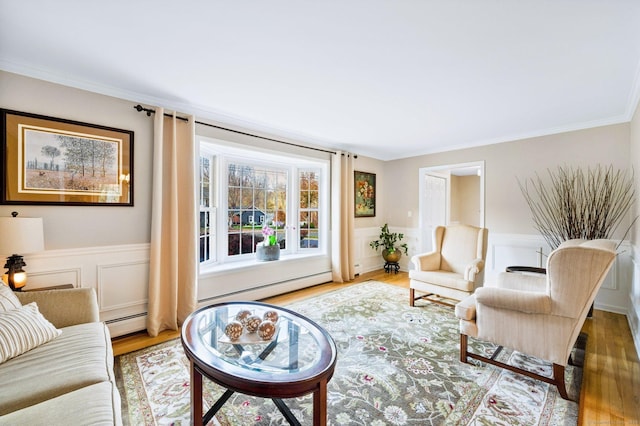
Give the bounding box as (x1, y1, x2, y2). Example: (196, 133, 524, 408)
(244, 315, 262, 333)
(257, 320, 277, 340)
(263, 310, 279, 323)
(225, 321, 243, 341)
(235, 309, 252, 325)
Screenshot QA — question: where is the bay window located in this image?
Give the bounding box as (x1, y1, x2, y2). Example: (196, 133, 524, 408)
(199, 137, 328, 268)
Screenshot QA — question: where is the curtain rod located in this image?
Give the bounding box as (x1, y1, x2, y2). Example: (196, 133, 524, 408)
(134, 104, 338, 155)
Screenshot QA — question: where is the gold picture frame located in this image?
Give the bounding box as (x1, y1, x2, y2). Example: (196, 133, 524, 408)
(1, 109, 133, 206)
(354, 170, 375, 217)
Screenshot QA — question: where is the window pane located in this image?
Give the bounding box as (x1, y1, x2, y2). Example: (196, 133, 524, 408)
(309, 190, 319, 208)
(228, 187, 240, 209)
(226, 162, 287, 257)
(200, 211, 209, 261)
(199, 155, 215, 263)
(298, 169, 321, 250)
(300, 190, 309, 208)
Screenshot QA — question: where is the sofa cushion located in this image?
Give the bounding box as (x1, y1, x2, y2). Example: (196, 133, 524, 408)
(0, 302, 60, 364)
(409, 269, 473, 291)
(0, 381, 122, 426)
(0, 284, 21, 312)
(0, 321, 114, 415)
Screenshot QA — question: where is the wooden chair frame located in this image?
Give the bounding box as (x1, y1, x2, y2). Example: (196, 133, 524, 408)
(459, 332, 587, 401)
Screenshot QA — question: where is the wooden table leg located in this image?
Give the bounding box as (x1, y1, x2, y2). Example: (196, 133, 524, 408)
(190, 360, 203, 426)
(312, 378, 328, 426)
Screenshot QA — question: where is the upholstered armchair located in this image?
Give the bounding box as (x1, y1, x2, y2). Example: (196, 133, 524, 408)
(409, 224, 488, 306)
(455, 239, 616, 399)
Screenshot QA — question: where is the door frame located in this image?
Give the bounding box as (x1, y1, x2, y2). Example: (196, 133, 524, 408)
(418, 161, 485, 253)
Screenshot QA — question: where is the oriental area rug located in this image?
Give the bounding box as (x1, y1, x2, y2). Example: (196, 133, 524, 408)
(114, 281, 581, 425)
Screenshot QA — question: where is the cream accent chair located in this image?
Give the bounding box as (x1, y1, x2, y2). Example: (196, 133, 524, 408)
(455, 239, 616, 400)
(409, 224, 488, 307)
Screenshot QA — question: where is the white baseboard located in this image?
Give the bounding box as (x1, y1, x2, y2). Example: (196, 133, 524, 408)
(106, 314, 147, 338)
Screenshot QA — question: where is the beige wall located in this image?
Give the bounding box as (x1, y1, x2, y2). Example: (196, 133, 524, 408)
(352, 155, 386, 229)
(451, 175, 481, 226)
(0, 71, 336, 251)
(5, 69, 631, 249)
(0, 71, 154, 249)
(384, 123, 631, 236)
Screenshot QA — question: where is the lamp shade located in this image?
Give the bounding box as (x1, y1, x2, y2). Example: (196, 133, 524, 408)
(0, 216, 45, 255)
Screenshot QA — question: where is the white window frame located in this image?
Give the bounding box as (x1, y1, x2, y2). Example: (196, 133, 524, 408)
(199, 146, 217, 265)
(198, 136, 329, 267)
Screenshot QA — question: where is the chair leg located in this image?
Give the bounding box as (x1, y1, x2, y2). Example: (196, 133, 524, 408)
(409, 288, 415, 306)
(553, 364, 569, 400)
(460, 334, 468, 363)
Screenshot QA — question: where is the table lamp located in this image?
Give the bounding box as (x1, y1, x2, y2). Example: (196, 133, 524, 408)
(0, 212, 45, 291)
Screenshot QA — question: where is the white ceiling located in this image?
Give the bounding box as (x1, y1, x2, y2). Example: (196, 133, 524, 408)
(1, 1, 640, 160)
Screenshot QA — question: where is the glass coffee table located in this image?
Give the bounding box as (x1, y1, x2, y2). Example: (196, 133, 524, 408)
(181, 301, 337, 426)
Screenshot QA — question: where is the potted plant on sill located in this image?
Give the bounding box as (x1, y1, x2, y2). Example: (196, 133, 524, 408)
(256, 225, 280, 261)
(369, 223, 408, 263)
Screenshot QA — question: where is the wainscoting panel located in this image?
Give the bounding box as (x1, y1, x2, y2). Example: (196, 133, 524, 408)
(20, 244, 150, 337)
(491, 244, 544, 273)
(354, 227, 384, 274)
(27, 267, 82, 289)
(353, 227, 419, 275)
(484, 233, 549, 283)
(98, 260, 149, 317)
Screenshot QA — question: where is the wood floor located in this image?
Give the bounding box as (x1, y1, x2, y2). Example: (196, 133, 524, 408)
(111, 270, 640, 425)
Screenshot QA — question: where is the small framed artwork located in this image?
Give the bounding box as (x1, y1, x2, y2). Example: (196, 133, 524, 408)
(1, 109, 133, 206)
(354, 170, 375, 217)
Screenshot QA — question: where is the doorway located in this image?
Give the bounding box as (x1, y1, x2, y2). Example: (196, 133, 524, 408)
(418, 161, 485, 253)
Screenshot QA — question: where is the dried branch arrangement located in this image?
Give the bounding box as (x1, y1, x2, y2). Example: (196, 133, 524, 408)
(519, 165, 635, 250)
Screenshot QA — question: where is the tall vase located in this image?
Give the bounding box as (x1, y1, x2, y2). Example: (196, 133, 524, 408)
(256, 244, 280, 261)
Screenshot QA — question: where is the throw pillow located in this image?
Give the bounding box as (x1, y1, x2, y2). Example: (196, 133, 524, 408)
(0, 282, 21, 312)
(0, 302, 61, 364)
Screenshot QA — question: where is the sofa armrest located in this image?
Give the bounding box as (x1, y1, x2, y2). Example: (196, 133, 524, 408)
(15, 288, 99, 328)
(475, 287, 551, 314)
(411, 251, 441, 271)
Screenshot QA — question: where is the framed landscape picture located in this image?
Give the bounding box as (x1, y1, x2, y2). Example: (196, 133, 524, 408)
(1, 109, 133, 206)
(354, 170, 375, 217)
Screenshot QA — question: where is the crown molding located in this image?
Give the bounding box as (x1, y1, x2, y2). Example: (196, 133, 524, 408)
(0, 60, 346, 156)
(2, 59, 638, 162)
(626, 60, 640, 121)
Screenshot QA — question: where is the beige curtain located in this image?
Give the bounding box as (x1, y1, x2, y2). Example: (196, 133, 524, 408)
(331, 152, 355, 282)
(147, 108, 198, 337)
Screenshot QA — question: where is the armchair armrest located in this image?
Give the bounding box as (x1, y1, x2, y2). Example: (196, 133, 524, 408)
(475, 287, 551, 314)
(464, 258, 485, 281)
(16, 288, 99, 328)
(411, 251, 441, 271)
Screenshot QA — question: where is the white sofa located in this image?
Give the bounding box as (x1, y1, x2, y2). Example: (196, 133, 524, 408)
(0, 285, 122, 425)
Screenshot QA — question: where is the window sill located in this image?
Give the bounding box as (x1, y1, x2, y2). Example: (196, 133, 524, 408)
(199, 252, 328, 277)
